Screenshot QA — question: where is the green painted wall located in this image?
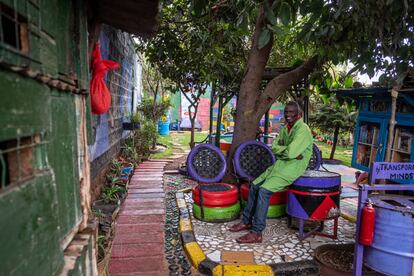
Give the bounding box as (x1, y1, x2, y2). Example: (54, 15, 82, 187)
(0, 0, 89, 275)
(170, 91, 181, 122)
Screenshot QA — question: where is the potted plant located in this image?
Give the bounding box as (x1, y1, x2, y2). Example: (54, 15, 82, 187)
(123, 112, 141, 130)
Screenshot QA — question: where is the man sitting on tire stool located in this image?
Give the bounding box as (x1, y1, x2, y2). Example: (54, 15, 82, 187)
(229, 101, 313, 243)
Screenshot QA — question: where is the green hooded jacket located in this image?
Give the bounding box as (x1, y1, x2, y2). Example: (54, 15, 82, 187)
(252, 119, 313, 192)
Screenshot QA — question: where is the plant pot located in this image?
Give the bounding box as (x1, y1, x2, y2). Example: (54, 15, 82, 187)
(314, 243, 382, 276)
(122, 122, 141, 130)
(93, 199, 120, 214)
(117, 188, 127, 201)
(121, 166, 134, 175)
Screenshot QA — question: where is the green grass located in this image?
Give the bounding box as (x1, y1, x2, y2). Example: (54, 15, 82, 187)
(150, 131, 209, 159)
(177, 131, 209, 148)
(314, 141, 353, 167)
(150, 134, 174, 159)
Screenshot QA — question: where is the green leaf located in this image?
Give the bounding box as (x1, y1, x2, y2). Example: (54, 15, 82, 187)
(279, 2, 291, 26)
(192, 0, 206, 17)
(258, 29, 271, 49)
(237, 14, 248, 31)
(346, 101, 356, 113)
(269, 24, 285, 36)
(320, 94, 330, 105)
(265, 7, 278, 25)
(325, 77, 333, 88)
(344, 76, 353, 88)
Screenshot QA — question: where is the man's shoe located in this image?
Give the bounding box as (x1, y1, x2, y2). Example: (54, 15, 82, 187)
(229, 222, 252, 232)
(236, 231, 263, 243)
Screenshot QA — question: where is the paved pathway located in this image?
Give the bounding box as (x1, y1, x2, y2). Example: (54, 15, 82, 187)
(109, 161, 168, 276)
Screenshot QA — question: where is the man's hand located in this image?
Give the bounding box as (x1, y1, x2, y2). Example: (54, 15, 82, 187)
(296, 154, 303, 160)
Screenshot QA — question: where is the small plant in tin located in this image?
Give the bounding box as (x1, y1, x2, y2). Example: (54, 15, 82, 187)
(101, 185, 125, 203)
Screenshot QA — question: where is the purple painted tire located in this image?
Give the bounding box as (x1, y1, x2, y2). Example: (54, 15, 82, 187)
(186, 144, 227, 183)
(307, 143, 322, 170)
(233, 140, 275, 182)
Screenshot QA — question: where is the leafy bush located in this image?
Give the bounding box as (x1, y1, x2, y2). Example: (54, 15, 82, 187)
(134, 120, 158, 157)
(137, 97, 171, 123)
(122, 136, 140, 165)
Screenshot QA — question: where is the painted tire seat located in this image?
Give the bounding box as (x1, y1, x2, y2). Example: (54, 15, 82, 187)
(192, 202, 241, 222)
(192, 183, 238, 207)
(240, 183, 287, 205)
(241, 200, 286, 218)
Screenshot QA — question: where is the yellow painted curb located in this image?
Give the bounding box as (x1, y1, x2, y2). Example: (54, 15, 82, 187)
(213, 264, 274, 276)
(177, 187, 192, 193)
(340, 212, 356, 223)
(179, 218, 192, 232)
(177, 198, 187, 209)
(184, 242, 206, 269)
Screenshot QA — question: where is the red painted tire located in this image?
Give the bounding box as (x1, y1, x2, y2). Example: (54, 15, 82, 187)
(192, 193, 238, 207)
(192, 183, 238, 207)
(240, 183, 287, 205)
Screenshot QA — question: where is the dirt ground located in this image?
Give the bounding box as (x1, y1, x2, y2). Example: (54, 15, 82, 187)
(164, 155, 187, 171)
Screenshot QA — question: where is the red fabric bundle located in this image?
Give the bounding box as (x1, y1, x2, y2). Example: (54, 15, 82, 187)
(90, 43, 119, 115)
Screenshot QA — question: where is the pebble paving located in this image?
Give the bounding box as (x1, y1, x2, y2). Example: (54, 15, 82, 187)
(165, 174, 356, 265)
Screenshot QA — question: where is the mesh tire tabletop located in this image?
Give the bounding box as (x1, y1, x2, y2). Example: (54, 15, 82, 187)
(191, 148, 224, 179)
(239, 144, 274, 179)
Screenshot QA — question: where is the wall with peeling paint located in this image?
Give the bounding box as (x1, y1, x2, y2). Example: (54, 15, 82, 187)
(0, 0, 93, 275)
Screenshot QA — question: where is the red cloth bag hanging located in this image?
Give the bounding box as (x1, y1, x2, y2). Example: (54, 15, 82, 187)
(90, 43, 119, 115)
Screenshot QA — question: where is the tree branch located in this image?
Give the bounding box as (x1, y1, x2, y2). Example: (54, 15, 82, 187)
(259, 56, 319, 114)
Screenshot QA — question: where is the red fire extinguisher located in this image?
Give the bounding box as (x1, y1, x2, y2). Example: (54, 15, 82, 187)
(359, 199, 375, 246)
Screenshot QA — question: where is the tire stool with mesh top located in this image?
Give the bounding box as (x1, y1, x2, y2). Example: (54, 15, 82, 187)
(233, 140, 287, 218)
(187, 144, 240, 222)
(233, 141, 323, 219)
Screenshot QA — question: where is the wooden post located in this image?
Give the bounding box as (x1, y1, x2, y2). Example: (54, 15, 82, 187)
(215, 96, 223, 148)
(385, 87, 399, 162)
(264, 109, 270, 144)
(208, 83, 216, 143)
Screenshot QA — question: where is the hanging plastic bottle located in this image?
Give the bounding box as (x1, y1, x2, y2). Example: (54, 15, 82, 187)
(359, 199, 376, 246)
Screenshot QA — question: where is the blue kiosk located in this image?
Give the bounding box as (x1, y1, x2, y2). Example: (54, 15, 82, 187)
(336, 87, 414, 176)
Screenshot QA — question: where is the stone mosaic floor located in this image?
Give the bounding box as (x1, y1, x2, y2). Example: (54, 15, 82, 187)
(165, 174, 357, 265)
(184, 193, 356, 265)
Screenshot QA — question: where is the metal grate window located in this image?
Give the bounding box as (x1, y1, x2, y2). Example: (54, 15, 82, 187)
(0, 3, 29, 53)
(0, 134, 47, 191)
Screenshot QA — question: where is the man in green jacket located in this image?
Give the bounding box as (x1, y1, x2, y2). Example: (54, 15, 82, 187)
(229, 101, 313, 243)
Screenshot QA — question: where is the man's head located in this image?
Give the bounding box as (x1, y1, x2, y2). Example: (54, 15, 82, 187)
(284, 101, 301, 126)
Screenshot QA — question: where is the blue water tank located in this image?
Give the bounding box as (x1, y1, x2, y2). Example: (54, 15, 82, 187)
(365, 195, 414, 276)
(158, 120, 170, 135)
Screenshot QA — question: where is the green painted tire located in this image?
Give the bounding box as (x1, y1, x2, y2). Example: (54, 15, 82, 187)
(192, 202, 241, 222)
(241, 200, 286, 218)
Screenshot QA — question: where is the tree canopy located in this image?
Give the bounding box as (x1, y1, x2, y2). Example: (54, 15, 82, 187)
(137, 0, 413, 176)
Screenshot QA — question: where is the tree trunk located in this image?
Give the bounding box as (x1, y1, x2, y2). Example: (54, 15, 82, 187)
(227, 5, 273, 164)
(330, 126, 340, 159)
(189, 117, 195, 149)
(225, 3, 319, 182)
(385, 87, 399, 162)
(188, 103, 199, 149)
